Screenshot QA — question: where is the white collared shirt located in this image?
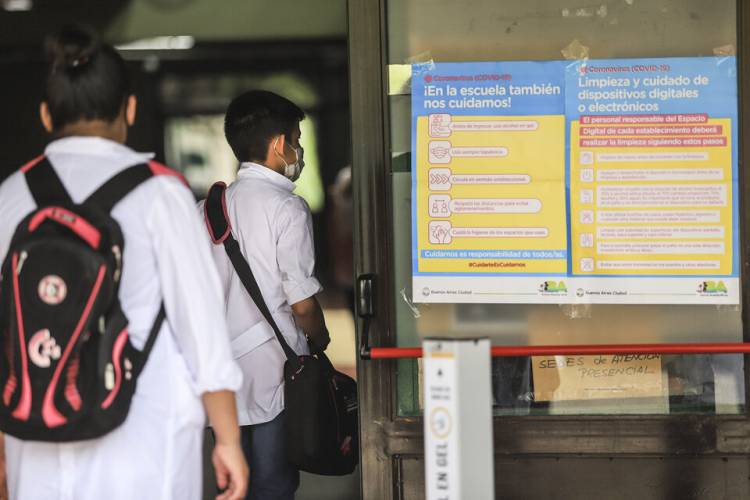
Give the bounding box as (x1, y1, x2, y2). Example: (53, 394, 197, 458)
(0, 137, 242, 500)
(199, 162, 322, 426)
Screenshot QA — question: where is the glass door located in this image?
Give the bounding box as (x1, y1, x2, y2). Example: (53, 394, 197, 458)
(350, 1, 750, 498)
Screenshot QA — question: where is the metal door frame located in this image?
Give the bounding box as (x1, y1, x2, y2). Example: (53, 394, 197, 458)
(349, 1, 750, 498)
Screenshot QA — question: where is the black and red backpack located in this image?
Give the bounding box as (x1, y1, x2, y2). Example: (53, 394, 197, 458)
(0, 156, 169, 441)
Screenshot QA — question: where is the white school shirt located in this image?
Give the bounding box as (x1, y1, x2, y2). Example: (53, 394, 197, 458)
(0, 137, 242, 500)
(198, 162, 322, 426)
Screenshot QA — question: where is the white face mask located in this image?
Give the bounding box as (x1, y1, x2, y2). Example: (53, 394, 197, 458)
(273, 137, 305, 182)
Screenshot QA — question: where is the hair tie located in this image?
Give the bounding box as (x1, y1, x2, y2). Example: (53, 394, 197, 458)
(69, 55, 90, 68)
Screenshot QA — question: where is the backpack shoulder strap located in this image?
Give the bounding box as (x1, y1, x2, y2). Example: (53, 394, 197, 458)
(84, 163, 154, 213)
(133, 303, 166, 376)
(85, 161, 189, 213)
(147, 160, 189, 187)
(204, 182, 302, 370)
(84, 164, 172, 369)
(23, 156, 73, 207)
(87, 164, 172, 372)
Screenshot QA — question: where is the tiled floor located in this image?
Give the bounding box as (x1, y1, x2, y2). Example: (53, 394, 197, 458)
(202, 428, 361, 500)
(297, 307, 360, 499)
(297, 468, 361, 500)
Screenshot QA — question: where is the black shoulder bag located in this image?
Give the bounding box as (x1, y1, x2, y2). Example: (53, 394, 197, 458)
(204, 181, 358, 476)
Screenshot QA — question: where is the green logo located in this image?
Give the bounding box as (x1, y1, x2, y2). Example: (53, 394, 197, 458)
(540, 280, 567, 293)
(698, 281, 728, 294)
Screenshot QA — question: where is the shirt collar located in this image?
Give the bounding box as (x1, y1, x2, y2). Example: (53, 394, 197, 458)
(237, 162, 295, 192)
(45, 136, 155, 162)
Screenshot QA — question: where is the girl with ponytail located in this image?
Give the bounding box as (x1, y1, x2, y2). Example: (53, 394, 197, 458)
(0, 25, 248, 500)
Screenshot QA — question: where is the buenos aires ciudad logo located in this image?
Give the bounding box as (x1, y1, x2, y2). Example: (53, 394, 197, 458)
(697, 280, 728, 296)
(539, 280, 568, 295)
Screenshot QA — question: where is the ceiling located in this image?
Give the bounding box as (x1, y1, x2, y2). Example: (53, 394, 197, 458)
(0, 0, 347, 49)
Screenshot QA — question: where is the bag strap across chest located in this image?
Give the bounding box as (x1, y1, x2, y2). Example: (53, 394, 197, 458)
(204, 182, 303, 371)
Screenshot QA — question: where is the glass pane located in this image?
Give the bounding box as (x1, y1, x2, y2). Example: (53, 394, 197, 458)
(386, 0, 743, 416)
(161, 73, 326, 211)
(388, 1, 735, 63)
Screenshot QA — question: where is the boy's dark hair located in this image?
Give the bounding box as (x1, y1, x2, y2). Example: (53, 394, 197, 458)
(224, 90, 305, 163)
(44, 25, 131, 130)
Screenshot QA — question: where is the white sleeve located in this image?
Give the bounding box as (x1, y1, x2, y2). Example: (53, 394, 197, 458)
(147, 177, 242, 394)
(0, 173, 32, 266)
(276, 196, 323, 305)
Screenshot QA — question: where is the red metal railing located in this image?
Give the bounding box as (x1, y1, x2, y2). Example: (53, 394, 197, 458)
(369, 343, 750, 359)
(355, 276, 750, 360)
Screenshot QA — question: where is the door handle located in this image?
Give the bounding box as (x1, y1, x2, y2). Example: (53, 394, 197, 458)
(357, 273, 376, 359)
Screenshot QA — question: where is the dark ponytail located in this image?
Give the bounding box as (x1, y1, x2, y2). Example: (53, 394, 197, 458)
(44, 25, 130, 130)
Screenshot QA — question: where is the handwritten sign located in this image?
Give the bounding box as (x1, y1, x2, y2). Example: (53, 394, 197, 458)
(532, 353, 663, 401)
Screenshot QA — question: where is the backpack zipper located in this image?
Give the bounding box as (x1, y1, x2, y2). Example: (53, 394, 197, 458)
(112, 246, 122, 282)
(15, 251, 28, 275)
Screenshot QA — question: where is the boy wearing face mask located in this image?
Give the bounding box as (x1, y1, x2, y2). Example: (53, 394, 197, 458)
(199, 91, 330, 500)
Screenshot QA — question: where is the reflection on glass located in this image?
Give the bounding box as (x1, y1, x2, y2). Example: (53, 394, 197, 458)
(164, 115, 325, 212)
(161, 72, 326, 211)
(164, 114, 237, 193)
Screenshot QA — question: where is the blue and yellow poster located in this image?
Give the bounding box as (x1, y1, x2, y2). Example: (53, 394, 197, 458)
(411, 57, 739, 304)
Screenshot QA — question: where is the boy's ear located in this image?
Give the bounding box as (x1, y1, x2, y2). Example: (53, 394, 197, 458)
(125, 95, 137, 126)
(266, 133, 285, 165)
(40, 102, 54, 133)
(273, 133, 286, 154)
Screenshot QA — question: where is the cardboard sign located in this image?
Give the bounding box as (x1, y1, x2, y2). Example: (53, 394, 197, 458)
(532, 353, 663, 401)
